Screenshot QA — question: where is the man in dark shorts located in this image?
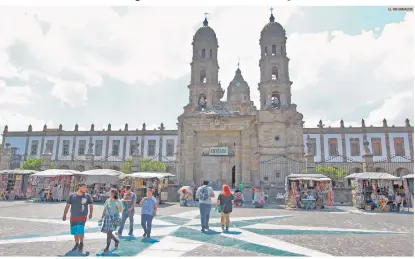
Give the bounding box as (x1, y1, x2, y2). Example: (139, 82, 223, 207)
(63, 183, 94, 253)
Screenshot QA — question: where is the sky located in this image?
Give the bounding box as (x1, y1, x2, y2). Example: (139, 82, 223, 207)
(0, 6, 413, 133)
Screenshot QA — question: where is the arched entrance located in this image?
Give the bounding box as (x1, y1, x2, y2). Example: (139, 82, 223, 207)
(232, 166, 235, 188)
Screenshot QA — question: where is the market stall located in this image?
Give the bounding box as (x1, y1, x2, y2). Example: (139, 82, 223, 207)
(402, 174, 414, 209)
(125, 172, 174, 203)
(285, 174, 333, 210)
(75, 169, 125, 202)
(0, 170, 38, 201)
(28, 169, 78, 201)
(345, 172, 401, 211)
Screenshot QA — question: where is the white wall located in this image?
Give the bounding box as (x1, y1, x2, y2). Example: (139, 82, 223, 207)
(92, 136, 107, 160)
(108, 136, 124, 161)
(44, 136, 59, 160)
(125, 136, 142, 159)
(302, 134, 322, 162)
(344, 134, 364, 162)
(366, 133, 387, 161)
(388, 132, 410, 161)
(162, 135, 178, 161)
(323, 134, 343, 162)
(27, 136, 42, 158)
(143, 136, 159, 159)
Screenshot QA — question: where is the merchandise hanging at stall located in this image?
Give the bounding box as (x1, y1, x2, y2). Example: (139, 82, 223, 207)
(28, 169, 78, 201)
(75, 169, 126, 202)
(0, 170, 38, 201)
(285, 173, 333, 210)
(125, 172, 174, 203)
(345, 172, 401, 212)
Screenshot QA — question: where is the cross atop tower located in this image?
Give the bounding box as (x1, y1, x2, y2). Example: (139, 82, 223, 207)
(269, 7, 275, 22)
(204, 12, 209, 19)
(203, 12, 209, 26)
(270, 7, 273, 14)
(237, 56, 240, 69)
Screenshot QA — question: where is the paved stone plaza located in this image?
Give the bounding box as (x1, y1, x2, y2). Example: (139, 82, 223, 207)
(0, 201, 413, 257)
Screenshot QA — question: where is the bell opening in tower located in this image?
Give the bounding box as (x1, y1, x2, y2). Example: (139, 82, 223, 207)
(198, 94, 207, 111)
(200, 70, 207, 83)
(271, 92, 281, 109)
(272, 67, 278, 80)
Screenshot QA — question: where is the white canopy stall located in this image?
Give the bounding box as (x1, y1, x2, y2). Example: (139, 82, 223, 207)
(29, 169, 79, 201)
(126, 172, 175, 203)
(75, 169, 126, 202)
(0, 170, 38, 200)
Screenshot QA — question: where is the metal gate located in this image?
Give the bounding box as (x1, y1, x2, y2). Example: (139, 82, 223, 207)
(259, 155, 306, 185)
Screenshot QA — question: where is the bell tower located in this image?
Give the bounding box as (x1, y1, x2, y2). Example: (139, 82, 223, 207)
(258, 8, 291, 110)
(188, 14, 223, 111)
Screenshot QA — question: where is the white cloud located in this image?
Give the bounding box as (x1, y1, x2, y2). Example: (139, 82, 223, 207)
(0, 7, 413, 132)
(0, 80, 34, 105)
(0, 110, 54, 132)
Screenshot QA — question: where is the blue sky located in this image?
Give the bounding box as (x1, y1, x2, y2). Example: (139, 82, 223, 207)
(0, 6, 413, 133)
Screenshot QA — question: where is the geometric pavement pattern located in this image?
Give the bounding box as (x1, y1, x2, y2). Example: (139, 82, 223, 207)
(0, 207, 409, 257)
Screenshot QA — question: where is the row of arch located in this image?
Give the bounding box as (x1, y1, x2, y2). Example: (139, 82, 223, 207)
(200, 48, 213, 59)
(264, 45, 284, 57)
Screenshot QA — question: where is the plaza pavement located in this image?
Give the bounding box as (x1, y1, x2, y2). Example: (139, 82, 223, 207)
(0, 201, 413, 257)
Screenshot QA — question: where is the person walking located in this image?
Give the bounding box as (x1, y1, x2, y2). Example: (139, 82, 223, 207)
(217, 184, 234, 232)
(99, 189, 122, 253)
(62, 183, 94, 253)
(139, 189, 158, 239)
(196, 180, 215, 232)
(117, 185, 136, 236)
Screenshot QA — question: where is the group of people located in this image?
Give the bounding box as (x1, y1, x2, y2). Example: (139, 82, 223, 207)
(371, 190, 404, 211)
(62, 183, 158, 254)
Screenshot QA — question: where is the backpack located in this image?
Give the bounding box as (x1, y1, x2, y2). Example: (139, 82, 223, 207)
(199, 186, 209, 201)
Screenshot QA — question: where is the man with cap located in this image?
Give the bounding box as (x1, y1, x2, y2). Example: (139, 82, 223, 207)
(117, 185, 136, 236)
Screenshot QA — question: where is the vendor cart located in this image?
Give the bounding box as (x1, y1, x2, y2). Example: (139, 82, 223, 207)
(125, 172, 175, 203)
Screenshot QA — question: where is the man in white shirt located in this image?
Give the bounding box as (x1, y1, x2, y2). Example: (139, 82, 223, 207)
(196, 180, 215, 232)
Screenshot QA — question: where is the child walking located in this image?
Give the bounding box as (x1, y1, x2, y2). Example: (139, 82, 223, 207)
(139, 189, 158, 239)
(99, 189, 122, 253)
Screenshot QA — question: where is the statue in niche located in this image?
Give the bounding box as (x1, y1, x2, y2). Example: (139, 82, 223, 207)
(142, 123, 146, 131)
(198, 95, 207, 111)
(74, 124, 78, 131)
(90, 124, 94, 131)
(28, 124, 32, 132)
(107, 124, 111, 131)
(271, 93, 280, 109)
(59, 124, 63, 131)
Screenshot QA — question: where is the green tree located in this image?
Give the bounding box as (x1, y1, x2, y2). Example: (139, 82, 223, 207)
(314, 166, 346, 181)
(121, 159, 167, 173)
(20, 157, 56, 171)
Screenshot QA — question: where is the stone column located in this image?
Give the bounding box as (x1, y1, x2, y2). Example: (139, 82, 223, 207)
(305, 133, 315, 173)
(131, 137, 141, 172)
(41, 142, 53, 170)
(234, 144, 242, 186)
(183, 131, 195, 185)
(362, 132, 375, 172)
(86, 137, 95, 169)
(241, 130, 252, 202)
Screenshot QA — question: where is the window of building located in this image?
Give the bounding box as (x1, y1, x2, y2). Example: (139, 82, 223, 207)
(78, 140, 86, 155)
(95, 140, 103, 156)
(310, 138, 317, 156)
(350, 138, 361, 156)
(45, 140, 54, 153)
(371, 138, 382, 156)
(394, 137, 405, 156)
(272, 44, 277, 55)
(328, 138, 338, 156)
(271, 67, 278, 80)
(166, 139, 174, 157)
(201, 49, 206, 58)
(30, 140, 38, 156)
(264, 46, 268, 56)
(200, 70, 206, 83)
(209, 49, 212, 58)
(62, 140, 70, 156)
(129, 139, 137, 156)
(148, 140, 156, 157)
(112, 140, 120, 156)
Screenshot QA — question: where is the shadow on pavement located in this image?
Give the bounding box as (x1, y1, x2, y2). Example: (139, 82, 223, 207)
(223, 231, 242, 235)
(59, 250, 90, 257)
